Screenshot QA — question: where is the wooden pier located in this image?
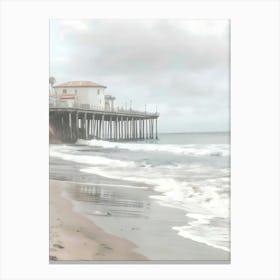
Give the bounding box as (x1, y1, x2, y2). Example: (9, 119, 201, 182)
(49, 107, 159, 143)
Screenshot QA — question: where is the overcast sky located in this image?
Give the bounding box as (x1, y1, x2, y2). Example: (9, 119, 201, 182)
(50, 19, 229, 133)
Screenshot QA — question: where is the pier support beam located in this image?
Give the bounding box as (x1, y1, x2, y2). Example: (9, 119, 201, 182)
(148, 119, 150, 139)
(91, 114, 95, 139)
(75, 112, 79, 139)
(142, 119, 145, 139)
(101, 115, 104, 139)
(114, 117, 117, 141)
(151, 118, 154, 139)
(155, 118, 158, 140)
(98, 119, 101, 139)
(120, 116, 123, 140)
(69, 113, 72, 141)
(62, 114, 66, 141)
(73, 113, 77, 141)
(132, 118, 135, 140)
(149, 119, 152, 139)
(117, 116, 119, 140)
(60, 114, 64, 141)
(146, 119, 149, 139)
(84, 113, 87, 139)
(126, 117, 129, 139)
(107, 120, 110, 140)
(97, 119, 99, 138)
(109, 116, 112, 140)
(99, 118, 102, 139)
(141, 119, 143, 139)
(135, 119, 138, 139)
(87, 117, 90, 140)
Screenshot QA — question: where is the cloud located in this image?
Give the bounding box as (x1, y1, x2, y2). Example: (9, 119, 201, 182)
(50, 19, 229, 132)
(53, 20, 228, 74)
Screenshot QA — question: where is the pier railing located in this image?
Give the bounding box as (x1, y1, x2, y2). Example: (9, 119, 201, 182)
(49, 103, 159, 117)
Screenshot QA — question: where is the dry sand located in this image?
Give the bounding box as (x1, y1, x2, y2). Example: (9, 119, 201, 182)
(49, 180, 147, 262)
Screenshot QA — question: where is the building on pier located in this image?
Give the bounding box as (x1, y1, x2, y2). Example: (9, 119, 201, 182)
(53, 81, 108, 110)
(59, 93, 76, 107)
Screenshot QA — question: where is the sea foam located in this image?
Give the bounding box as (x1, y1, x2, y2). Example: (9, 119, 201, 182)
(50, 146, 135, 168)
(77, 139, 229, 157)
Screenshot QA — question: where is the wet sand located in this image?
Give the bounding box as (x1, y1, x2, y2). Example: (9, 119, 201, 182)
(49, 179, 147, 261)
(50, 178, 229, 262)
(66, 181, 230, 262)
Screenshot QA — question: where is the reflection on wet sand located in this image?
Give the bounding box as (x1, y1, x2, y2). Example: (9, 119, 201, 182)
(67, 183, 151, 219)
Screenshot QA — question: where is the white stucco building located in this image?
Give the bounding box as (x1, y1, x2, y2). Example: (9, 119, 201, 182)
(59, 93, 76, 107)
(53, 81, 108, 110)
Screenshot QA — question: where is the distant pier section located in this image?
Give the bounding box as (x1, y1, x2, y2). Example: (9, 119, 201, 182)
(49, 80, 159, 143)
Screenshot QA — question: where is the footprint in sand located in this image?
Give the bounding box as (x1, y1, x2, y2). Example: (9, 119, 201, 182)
(99, 243, 112, 250)
(50, 255, 58, 261)
(53, 243, 64, 249)
(95, 243, 113, 256)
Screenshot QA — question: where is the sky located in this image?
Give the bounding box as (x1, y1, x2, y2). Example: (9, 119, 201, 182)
(50, 19, 229, 133)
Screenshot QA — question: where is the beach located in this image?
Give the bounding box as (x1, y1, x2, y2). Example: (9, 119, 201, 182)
(49, 132, 230, 262)
(50, 179, 146, 261)
(50, 178, 229, 262)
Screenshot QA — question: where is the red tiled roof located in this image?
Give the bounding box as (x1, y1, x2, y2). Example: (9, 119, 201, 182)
(59, 94, 76, 99)
(54, 81, 106, 88)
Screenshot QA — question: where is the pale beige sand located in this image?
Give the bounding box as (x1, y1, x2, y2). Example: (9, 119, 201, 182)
(49, 180, 147, 261)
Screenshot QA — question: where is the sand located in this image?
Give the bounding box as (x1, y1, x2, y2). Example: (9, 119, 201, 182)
(49, 180, 147, 262)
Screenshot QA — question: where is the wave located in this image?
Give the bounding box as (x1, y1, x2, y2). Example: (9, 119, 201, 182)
(80, 163, 230, 252)
(75, 149, 230, 217)
(50, 146, 135, 168)
(173, 213, 230, 252)
(66, 181, 148, 190)
(81, 165, 230, 251)
(77, 139, 229, 157)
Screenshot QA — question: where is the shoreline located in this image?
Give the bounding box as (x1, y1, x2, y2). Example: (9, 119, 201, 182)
(50, 178, 229, 262)
(49, 179, 147, 262)
(49, 142, 230, 262)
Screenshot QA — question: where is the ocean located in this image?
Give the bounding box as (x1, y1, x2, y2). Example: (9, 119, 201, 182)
(49, 132, 230, 259)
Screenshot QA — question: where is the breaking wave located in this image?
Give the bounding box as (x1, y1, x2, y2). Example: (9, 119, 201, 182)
(77, 139, 229, 157)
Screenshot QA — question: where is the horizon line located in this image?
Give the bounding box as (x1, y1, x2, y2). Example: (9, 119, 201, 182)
(159, 131, 230, 134)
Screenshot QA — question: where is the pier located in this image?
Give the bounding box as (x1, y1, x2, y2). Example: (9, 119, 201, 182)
(49, 106, 159, 143)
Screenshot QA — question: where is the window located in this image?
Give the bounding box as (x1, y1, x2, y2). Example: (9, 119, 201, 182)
(97, 89, 100, 95)
(74, 89, 78, 94)
(63, 89, 67, 94)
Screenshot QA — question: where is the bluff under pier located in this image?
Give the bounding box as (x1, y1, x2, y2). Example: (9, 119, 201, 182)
(49, 107, 159, 143)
